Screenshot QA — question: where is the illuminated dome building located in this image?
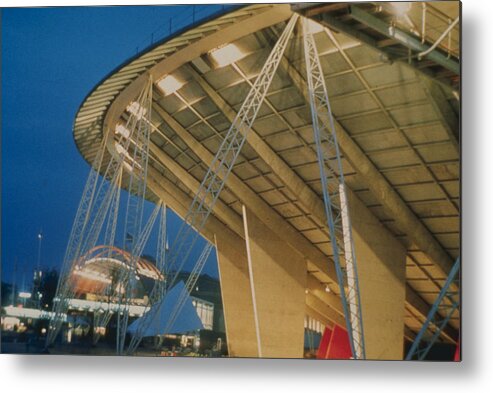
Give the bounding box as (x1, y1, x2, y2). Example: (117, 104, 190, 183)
(69, 245, 164, 306)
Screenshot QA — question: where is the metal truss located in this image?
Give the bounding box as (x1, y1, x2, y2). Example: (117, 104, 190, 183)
(302, 17, 365, 359)
(155, 204, 168, 301)
(96, 157, 166, 345)
(92, 169, 123, 344)
(163, 242, 214, 336)
(406, 257, 460, 360)
(47, 142, 130, 346)
(126, 241, 214, 354)
(115, 79, 154, 354)
(115, 202, 161, 354)
(166, 14, 298, 287)
(46, 78, 155, 348)
(126, 14, 299, 354)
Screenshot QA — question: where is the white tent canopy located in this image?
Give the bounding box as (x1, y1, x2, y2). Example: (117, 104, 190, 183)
(127, 281, 203, 337)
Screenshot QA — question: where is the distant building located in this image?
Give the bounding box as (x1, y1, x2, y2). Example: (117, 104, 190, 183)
(2, 246, 226, 349)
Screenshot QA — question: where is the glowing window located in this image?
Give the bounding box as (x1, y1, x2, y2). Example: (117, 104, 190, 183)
(156, 74, 184, 96)
(209, 43, 245, 68)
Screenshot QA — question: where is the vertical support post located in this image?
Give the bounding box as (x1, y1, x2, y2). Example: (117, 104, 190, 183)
(214, 233, 258, 357)
(241, 205, 306, 358)
(339, 184, 363, 356)
(242, 205, 263, 357)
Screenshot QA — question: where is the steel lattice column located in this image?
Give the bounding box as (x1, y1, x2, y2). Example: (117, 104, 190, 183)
(302, 17, 365, 359)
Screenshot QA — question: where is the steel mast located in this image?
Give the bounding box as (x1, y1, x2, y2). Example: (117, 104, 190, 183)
(302, 17, 365, 359)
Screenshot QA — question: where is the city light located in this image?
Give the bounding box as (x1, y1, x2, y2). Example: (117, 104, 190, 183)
(209, 43, 245, 68)
(18, 292, 32, 299)
(73, 269, 112, 284)
(156, 74, 184, 96)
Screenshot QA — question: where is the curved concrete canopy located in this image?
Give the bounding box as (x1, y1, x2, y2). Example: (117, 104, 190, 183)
(73, 3, 460, 344)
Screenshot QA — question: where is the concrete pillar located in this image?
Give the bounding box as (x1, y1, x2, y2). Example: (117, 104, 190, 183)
(147, 172, 259, 357)
(147, 169, 350, 355)
(306, 293, 345, 328)
(348, 191, 407, 360)
(242, 205, 307, 358)
(214, 234, 258, 358)
(148, 158, 406, 359)
(186, 62, 447, 335)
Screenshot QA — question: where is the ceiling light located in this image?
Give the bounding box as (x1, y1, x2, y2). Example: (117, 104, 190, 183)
(210, 43, 245, 68)
(390, 2, 411, 16)
(126, 101, 147, 119)
(325, 285, 331, 293)
(156, 74, 184, 96)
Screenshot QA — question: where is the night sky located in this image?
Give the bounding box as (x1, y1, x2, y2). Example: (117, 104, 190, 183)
(1, 5, 226, 289)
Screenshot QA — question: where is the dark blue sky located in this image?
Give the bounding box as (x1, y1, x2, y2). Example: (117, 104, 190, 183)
(1, 5, 227, 288)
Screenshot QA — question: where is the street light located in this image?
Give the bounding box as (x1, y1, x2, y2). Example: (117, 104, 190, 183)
(36, 231, 43, 309)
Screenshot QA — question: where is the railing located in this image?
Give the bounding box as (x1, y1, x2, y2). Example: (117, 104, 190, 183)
(133, 4, 241, 56)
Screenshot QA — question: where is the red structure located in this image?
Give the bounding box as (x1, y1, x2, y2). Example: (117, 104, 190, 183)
(316, 327, 332, 359)
(317, 325, 352, 360)
(454, 340, 460, 361)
